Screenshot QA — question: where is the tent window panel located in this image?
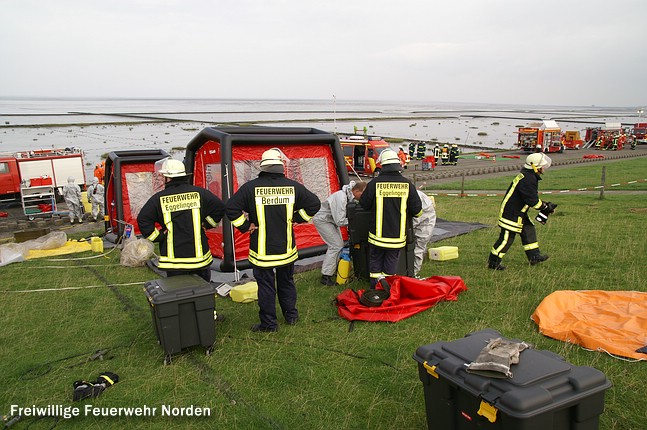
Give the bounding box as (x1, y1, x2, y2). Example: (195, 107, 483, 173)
(204, 163, 222, 198)
(124, 171, 157, 219)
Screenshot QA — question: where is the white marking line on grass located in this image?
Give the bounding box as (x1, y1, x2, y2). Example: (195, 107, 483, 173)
(3, 282, 144, 293)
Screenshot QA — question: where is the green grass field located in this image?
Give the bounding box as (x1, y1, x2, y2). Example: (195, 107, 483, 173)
(1, 158, 646, 429)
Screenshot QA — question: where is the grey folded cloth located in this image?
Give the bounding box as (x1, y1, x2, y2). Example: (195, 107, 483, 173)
(466, 338, 530, 378)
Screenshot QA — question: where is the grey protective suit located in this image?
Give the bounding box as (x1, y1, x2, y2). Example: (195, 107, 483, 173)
(412, 190, 437, 277)
(86, 177, 105, 221)
(313, 183, 357, 277)
(62, 176, 83, 222)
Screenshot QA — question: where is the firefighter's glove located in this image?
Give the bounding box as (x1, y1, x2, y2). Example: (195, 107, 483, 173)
(72, 372, 119, 401)
(466, 338, 530, 378)
(72, 380, 106, 401)
(535, 201, 558, 225)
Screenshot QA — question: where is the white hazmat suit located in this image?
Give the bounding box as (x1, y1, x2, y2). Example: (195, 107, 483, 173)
(313, 182, 360, 284)
(86, 177, 105, 222)
(412, 190, 437, 277)
(62, 176, 83, 223)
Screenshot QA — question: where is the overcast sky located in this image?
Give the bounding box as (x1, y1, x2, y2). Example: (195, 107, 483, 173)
(1, 0, 645, 107)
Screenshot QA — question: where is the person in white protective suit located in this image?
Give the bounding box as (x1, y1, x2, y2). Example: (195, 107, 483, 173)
(412, 189, 437, 278)
(313, 181, 367, 286)
(86, 176, 105, 222)
(62, 176, 83, 224)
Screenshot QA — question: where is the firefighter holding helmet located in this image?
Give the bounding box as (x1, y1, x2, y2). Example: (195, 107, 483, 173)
(137, 158, 226, 282)
(488, 153, 556, 270)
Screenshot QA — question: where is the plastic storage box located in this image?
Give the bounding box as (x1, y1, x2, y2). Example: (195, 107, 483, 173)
(428, 246, 459, 261)
(413, 329, 612, 430)
(144, 275, 217, 365)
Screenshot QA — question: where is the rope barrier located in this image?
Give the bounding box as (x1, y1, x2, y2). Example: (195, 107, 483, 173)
(428, 178, 647, 197)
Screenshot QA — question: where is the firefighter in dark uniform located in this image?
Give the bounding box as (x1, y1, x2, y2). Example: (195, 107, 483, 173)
(416, 141, 427, 160)
(226, 148, 321, 332)
(359, 149, 423, 287)
(488, 153, 553, 270)
(137, 158, 226, 282)
(449, 144, 460, 165)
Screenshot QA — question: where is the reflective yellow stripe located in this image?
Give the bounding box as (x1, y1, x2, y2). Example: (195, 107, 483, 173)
(231, 213, 246, 227)
(492, 230, 510, 257)
(286, 204, 294, 251)
(249, 248, 298, 267)
(192, 207, 202, 256)
(146, 229, 160, 241)
(523, 242, 539, 251)
(257, 204, 266, 255)
(205, 215, 218, 227)
(298, 208, 312, 222)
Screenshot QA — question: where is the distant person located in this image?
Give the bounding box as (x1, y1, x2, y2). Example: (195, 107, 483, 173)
(408, 142, 416, 160)
(412, 189, 437, 278)
(416, 141, 427, 160)
(397, 146, 408, 168)
(313, 180, 367, 286)
(94, 161, 105, 184)
(226, 148, 321, 332)
(359, 149, 422, 287)
(86, 177, 105, 222)
(62, 176, 83, 224)
(137, 158, 225, 282)
(488, 153, 554, 270)
(449, 144, 460, 166)
(433, 143, 441, 164)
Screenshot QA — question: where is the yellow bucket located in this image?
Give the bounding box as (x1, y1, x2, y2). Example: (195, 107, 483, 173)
(91, 237, 104, 253)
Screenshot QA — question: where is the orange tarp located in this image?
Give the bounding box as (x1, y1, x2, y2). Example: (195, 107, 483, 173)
(532, 290, 647, 360)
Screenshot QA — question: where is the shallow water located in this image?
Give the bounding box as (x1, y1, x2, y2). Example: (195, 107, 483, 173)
(1, 98, 643, 182)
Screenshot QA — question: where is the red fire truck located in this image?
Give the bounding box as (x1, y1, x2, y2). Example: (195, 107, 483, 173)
(516, 120, 564, 153)
(632, 123, 647, 144)
(340, 135, 390, 176)
(0, 148, 86, 201)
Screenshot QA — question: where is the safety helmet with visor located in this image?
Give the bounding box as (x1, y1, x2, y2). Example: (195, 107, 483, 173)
(524, 153, 552, 172)
(376, 149, 400, 165)
(155, 157, 188, 178)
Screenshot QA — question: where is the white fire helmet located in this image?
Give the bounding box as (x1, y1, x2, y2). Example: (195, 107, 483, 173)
(260, 148, 287, 168)
(377, 149, 400, 165)
(155, 158, 187, 178)
(524, 153, 552, 171)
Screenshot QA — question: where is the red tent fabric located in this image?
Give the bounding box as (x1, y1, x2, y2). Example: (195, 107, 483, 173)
(336, 275, 467, 322)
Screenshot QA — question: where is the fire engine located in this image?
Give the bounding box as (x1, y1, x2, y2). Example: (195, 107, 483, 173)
(516, 120, 564, 153)
(0, 147, 86, 201)
(632, 122, 647, 144)
(339, 135, 390, 176)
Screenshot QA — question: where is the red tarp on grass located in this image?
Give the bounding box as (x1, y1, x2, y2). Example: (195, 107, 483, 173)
(336, 275, 467, 322)
(532, 290, 647, 360)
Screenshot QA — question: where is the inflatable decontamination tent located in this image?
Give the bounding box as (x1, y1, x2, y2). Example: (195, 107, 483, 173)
(184, 126, 348, 272)
(104, 149, 170, 239)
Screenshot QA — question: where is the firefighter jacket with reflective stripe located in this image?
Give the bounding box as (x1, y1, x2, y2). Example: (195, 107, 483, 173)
(226, 172, 321, 268)
(137, 179, 226, 271)
(497, 168, 543, 233)
(358, 171, 423, 249)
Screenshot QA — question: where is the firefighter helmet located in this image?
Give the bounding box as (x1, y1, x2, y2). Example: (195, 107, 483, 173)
(260, 148, 287, 167)
(156, 158, 187, 178)
(524, 153, 552, 171)
(377, 149, 400, 165)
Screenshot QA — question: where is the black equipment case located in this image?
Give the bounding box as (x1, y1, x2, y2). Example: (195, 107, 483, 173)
(143, 275, 217, 365)
(413, 329, 612, 430)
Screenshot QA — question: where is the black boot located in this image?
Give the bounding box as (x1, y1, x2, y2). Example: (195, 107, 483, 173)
(488, 254, 506, 271)
(529, 254, 549, 265)
(320, 275, 336, 286)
